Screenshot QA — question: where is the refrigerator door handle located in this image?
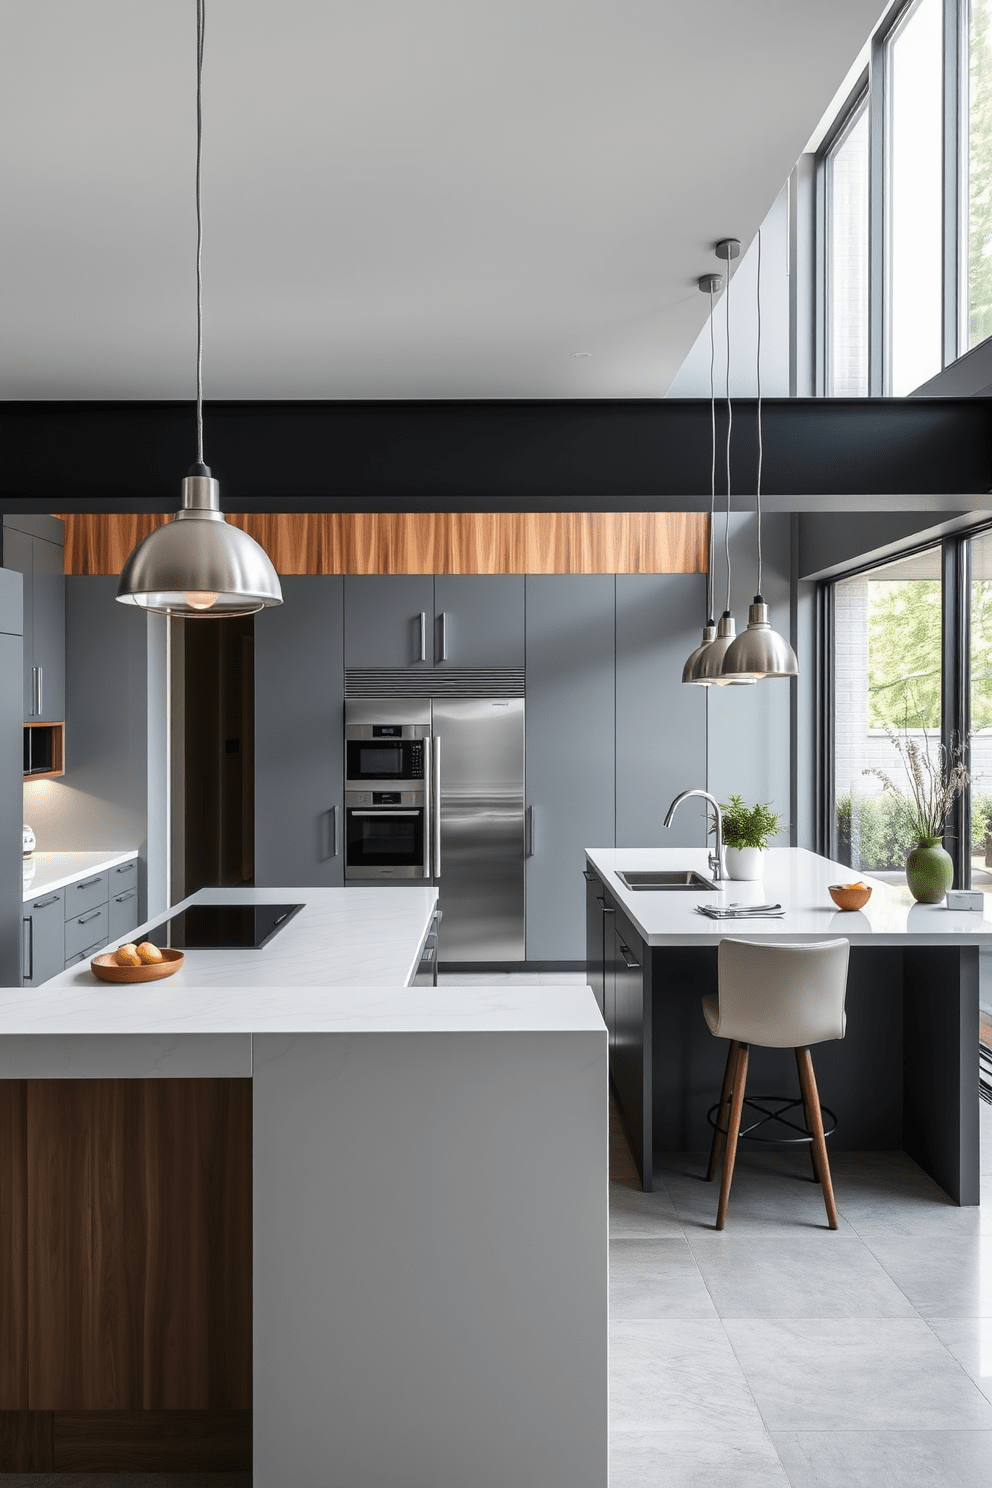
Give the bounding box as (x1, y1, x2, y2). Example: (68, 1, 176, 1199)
(422, 735, 432, 878)
(433, 736, 442, 878)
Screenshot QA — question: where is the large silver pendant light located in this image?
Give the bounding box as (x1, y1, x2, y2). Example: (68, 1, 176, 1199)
(117, 0, 282, 619)
(681, 273, 723, 685)
(721, 229, 798, 681)
(695, 240, 755, 685)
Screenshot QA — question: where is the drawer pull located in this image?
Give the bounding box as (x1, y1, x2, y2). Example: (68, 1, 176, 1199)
(76, 876, 102, 889)
(619, 944, 640, 970)
(115, 863, 135, 875)
(32, 894, 60, 909)
(114, 890, 136, 904)
(77, 909, 102, 924)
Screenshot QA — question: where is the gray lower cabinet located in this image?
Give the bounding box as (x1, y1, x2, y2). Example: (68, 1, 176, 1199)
(109, 886, 140, 942)
(615, 573, 709, 849)
(255, 577, 345, 887)
(2, 515, 65, 724)
(22, 888, 64, 988)
(344, 576, 434, 669)
(583, 868, 609, 1018)
(525, 576, 616, 962)
(64, 870, 110, 920)
(65, 903, 109, 962)
(433, 576, 524, 668)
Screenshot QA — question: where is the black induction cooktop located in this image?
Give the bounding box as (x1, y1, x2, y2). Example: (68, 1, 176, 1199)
(142, 902, 304, 950)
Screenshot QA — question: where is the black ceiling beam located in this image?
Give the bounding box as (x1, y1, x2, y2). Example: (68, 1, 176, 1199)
(0, 397, 989, 513)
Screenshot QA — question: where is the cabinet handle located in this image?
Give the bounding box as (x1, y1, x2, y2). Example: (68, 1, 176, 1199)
(30, 667, 38, 716)
(526, 805, 534, 858)
(332, 803, 340, 857)
(114, 890, 136, 904)
(77, 876, 102, 889)
(596, 897, 615, 915)
(319, 806, 340, 861)
(619, 944, 640, 970)
(583, 869, 598, 882)
(22, 917, 32, 983)
(439, 611, 448, 661)
(36, 665, 42, 716)
(418, 612, 427, 663)
(115, 863, 135, 875)
(32, 894, 60, 909)
(77, 909, 102, 925)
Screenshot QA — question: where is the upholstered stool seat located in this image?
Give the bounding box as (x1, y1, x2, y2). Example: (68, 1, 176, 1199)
(704, 937, 850, 1230)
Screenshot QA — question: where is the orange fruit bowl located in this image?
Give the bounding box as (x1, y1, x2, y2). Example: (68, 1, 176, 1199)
(89, 947, 184, 983)
(828, 883, 872, 912)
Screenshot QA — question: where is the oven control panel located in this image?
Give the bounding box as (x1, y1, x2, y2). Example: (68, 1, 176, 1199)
(346, 789, 423, 807)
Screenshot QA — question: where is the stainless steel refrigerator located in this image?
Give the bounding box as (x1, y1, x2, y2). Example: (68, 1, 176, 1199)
(344, 697, 525, 962)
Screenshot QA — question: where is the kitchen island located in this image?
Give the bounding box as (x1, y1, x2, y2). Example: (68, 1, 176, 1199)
(0, 886, 606, 1488)
(585, 846, 985, 1205)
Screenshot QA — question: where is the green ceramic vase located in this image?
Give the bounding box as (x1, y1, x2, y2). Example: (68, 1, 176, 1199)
(905, 839, 954, 904)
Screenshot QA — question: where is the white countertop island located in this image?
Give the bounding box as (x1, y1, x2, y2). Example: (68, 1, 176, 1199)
(0, 884, 607, 1488)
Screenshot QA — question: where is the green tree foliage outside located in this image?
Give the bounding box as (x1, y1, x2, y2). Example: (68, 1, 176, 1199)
(971, 0, 992, 347)
(838, 789, 992, 871)
(867, 579, 941, 729)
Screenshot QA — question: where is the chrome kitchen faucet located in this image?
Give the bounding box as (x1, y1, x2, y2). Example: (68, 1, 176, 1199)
(664, 789, 727, 882)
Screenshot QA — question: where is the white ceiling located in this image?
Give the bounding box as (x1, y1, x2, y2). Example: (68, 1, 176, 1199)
(0, 0, 885, 400)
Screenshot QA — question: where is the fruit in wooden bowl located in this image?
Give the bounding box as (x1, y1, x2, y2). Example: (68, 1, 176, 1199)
(828, 881, 872, 912)
(90, 946, 184, 983)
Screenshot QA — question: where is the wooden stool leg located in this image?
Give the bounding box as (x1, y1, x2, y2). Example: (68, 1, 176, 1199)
(715, 1043, 749, 1231)
(795, 1047, 822, 1185)
(796, 1047, 838, 1230)
(707, 1041, 739, 1182)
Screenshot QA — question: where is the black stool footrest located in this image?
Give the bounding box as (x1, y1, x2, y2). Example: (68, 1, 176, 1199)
(706, 1094, 838, 1145)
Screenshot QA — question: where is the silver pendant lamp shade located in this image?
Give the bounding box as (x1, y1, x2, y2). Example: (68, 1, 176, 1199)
(117, 0, 282, 620)
(720, 229, 797, 682)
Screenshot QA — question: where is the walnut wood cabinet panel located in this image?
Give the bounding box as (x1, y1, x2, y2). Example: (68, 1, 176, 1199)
(0, 1077, 251, 1470)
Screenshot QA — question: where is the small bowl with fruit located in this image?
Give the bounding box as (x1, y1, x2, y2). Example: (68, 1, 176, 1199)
(90, 940, 184, 983)
(828, 880, 872, 912)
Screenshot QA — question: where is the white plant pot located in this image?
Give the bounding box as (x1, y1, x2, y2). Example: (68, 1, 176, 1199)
(725, 846, 765, 881)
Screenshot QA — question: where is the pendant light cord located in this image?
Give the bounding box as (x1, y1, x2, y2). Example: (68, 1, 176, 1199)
(755, 227, 763, 599)
(724, 254, 732, 613)
(195, 0, 205, 468)
(707, 287, 716, 622)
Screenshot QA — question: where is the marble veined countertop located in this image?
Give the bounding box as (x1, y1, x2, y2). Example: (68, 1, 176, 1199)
(22, 849, 138, 901)
(586, 846, 992, 947)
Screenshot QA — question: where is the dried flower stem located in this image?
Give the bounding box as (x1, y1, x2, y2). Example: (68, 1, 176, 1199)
(863, 728, 970, 843)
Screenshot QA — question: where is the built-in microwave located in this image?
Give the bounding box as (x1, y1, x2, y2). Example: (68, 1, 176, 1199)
(345, 724, 429, 788)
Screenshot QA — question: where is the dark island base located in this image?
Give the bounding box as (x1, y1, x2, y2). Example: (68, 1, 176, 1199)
(607, 937, 980, 1206)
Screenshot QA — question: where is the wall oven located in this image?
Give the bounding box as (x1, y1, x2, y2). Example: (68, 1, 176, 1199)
(345, 715, 431, 881)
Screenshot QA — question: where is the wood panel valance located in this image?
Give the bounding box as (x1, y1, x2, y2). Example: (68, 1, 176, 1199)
(58, 511, 708, 576)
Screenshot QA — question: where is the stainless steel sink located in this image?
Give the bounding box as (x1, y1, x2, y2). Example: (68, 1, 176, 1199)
(616, 869, 717, 891)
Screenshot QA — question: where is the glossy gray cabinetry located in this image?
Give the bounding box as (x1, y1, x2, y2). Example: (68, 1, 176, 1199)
(615, 574, 708, 849)
(344, 576, 434, 669)
(22, 888, 64, 987)
(109, 885, 140, 941)
(525, 576, 615, 962)
(433, 576, 524, 668)
(65, 903, 108, 961)
(255, 577, 345, 887)
(2, 515, 65, 724)
(0, 570, 24, 987)
(583, 868, 609, 1018)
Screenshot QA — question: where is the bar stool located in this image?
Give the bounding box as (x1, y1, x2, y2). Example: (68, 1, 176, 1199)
(703, 937, 850, 1231)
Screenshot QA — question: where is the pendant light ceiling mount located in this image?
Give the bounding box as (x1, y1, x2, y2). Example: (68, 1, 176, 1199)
(117, 0, 282, 620)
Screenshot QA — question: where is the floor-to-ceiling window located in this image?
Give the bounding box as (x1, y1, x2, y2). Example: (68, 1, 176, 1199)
(825, 96, 871, 395)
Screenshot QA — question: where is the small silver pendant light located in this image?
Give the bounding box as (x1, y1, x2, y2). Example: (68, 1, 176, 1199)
(682, 273, 723, 685)
(695, 240, 755, 685)
(721, 229, 798, 681)
(117, 0, 282, 619)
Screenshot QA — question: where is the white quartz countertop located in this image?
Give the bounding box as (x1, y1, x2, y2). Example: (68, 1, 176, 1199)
(22, 849, 139, 901)
(43, 884, 440, 992)
(585, 846, 992, 947)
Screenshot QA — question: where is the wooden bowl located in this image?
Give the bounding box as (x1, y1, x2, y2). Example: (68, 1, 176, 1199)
(828, 883, 872, 912)
(89, 947, 184, 983)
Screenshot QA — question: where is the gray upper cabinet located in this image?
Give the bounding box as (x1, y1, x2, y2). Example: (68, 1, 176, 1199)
(344, 576, 434, 669)
(525, 576, 616, 962)
(433, 576, 524, 668)
(615, 575, 708, 851)
(255, 577, 346, 887)
(2, 515, 65, 723)
(0, 570, 23, 988)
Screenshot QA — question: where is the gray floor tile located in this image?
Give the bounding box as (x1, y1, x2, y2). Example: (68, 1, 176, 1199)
(724, 1317, 992, 1431)
(609, 1239, 717, 1320)
(690, 1237, 917, 1318)
(927, 1317, 992, 1402)
(609, 1319, 766, 1435)
(863, 1233, 992, 1317)
(609, 1430, 790, 1487)
(770, 1429, 992, 1488)
(661, 1160, 857, 1238)
(609, 1181, 685, 1239)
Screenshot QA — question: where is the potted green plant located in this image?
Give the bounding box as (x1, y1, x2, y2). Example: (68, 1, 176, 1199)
(712, 795, 785, 881)
(864, 730, 969, 903)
